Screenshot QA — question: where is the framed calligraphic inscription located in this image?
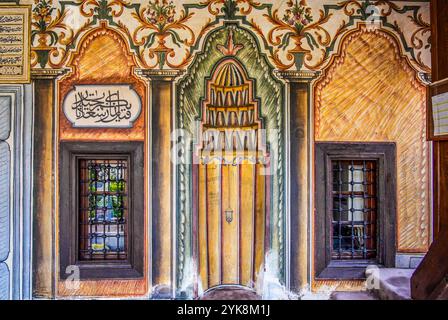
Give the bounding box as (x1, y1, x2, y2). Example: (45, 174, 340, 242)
(0, 5, 31, 83)
(62, 84, 142, 128)
(428, 78, 448, 140)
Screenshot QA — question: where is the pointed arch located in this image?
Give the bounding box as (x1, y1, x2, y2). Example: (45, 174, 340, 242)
(314, 24, 430, 253)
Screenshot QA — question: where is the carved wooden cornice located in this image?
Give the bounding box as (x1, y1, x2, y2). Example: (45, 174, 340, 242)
(136, 69, 186, 81)
(275, 70, 321, 83)
(31, 68, 69, 80)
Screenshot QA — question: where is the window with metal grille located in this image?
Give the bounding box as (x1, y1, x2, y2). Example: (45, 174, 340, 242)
(331, 160, 377, 260)
(60, 142, 144, 280)
(79, 159, 128, 261)
(314, 143, 396, 280)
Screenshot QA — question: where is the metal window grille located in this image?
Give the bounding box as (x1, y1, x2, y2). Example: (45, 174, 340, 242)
(78, 159, 128, 261)
(331, 160, 377, 260)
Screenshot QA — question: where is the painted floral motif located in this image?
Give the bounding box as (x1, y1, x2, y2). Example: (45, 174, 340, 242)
(146, 0, 176, 28)
(283, 0, 313, 33)
(265, 0, 330, 71)
(32, 0, 57, 43)
(222, 0, 239, 18)
(132, 0, 196, 69)
(31, 0, 70, 68)
(198, 0, 239, 18)
(32, 0, 54, 28)
(28, 0, 431, 73)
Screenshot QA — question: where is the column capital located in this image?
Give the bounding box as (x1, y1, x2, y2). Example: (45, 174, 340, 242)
(136, 69, 185, 81)
(31, 68, 69, 80)
(275, 70, 321, 83)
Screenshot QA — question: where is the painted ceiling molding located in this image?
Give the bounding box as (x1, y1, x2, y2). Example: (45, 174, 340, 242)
(30, 0, 431, 73)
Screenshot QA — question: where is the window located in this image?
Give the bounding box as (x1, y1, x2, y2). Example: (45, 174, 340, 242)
(315, 143, 396, 280)
(331, 160, 377, 260)
(78, 159, 129, 261)
(60, 142, 144, 280)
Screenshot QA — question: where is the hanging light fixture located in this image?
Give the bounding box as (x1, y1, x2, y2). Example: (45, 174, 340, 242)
(225, 164, 233, 223)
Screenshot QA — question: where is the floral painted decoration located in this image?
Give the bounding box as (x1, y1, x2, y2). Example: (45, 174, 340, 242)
(31, 0, 64, 68)
(32, 0, 55, 34)
(146, 0, 177, 30)
(283, 0, 313, 33)
(131, 0, 196, 68)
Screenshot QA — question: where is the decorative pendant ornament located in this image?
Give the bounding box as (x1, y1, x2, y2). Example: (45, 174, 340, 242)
(225, 164, 233, 223)
(225, 208, 233, 223)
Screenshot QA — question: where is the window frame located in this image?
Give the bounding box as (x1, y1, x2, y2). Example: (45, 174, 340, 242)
(330, 159, 378, 261)
(59, 142, 144, 280)
(314, 142, 396, 280)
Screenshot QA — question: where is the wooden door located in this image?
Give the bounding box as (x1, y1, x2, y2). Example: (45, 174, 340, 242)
(194, 55, 269, 293)
(197, 159, 267, 291)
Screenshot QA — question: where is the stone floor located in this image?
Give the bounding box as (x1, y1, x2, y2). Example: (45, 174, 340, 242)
(199, 286, 261, 300)
(330, 291, 379, 300)
(369, 268, 414, 300)
(196, 268, 415, 300)
(331, 268, 414, 300)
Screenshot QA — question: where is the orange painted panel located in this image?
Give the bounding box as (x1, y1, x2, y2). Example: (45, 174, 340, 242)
(315, 29, 429, 252)
(56, 26, 148, 297)
(58, 26, 146, 141)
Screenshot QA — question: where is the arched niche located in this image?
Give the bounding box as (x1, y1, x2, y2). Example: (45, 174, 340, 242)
(314, 25, 429, 253)
(56, 25, 148, 297)
(176, 23, 285, 297)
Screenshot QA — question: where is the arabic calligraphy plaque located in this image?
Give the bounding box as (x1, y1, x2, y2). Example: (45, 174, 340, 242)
(0, 6, 30, 83)
(63, 84, 142, 128)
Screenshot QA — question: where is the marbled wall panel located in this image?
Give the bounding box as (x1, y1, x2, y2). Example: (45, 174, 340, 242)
(0, 263, 10, 300)
(0, 97, 11, 141)
(0, 142, 10, 263)
(0, 95, 11, 300)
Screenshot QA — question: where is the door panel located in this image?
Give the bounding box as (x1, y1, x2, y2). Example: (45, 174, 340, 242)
(221, 164, 239, 284)
(254, 164, 266, 280)
(198, 163, 208, 288)
(205, 162, 221, 288)
(240, 161, 255, 286)
(198, 160, 266, 291)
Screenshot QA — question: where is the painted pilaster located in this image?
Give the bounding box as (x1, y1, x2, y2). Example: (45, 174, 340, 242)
(0, 85, 34, 300)
(276, 70, 319, 296)
(137, 69, 184, 298)
(0, 92, 12, 300)
(31, 69, 66, 299)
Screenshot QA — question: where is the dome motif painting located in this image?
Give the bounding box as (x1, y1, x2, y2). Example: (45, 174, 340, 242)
(206, 60, 256, 129)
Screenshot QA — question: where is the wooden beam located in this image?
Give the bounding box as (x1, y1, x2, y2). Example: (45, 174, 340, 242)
(428, 277, 448, 300)
(411, 229, 448, 299)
